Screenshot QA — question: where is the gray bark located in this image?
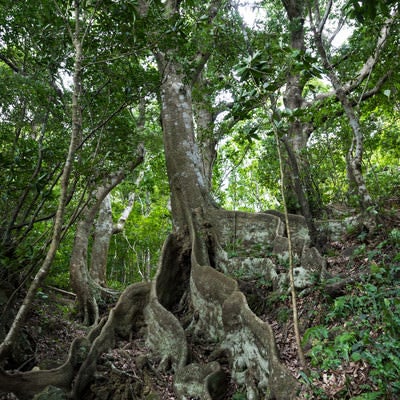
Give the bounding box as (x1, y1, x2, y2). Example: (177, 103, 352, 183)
(308, 9, 395, 212)
(157, 55, 213, 234)
(280, 0, 320, 245)
(0, 0, 82, 361)
(90, 194, 113, 286)
(194, 76, 218, 192)
(70, 149, 144, 325)
(90, 190, 137, 286)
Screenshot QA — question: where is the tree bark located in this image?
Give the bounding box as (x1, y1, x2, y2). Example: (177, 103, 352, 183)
(70, 149, 144, 326)
(141, 3, 298, 398)
(279, 0, 322, 248)
(309, 16, 376, 212)
(308, 2, 396, 214)
(89, 194, 113, 287)
(193, 76, 218, 192)
(90, 190, 137, 286)
(1, 2, 300, 398)
(0, 0, 82, 361)
(157, 55, 214, 235)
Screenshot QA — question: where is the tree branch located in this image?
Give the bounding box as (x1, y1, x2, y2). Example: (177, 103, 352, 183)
(189, 0, 223, 84)
(306, 14, 395, 107)
(76, 101, 128, 152)
(318, 0, 333, 35)
(0, 54, 20, 73)
(328, 14, 347, 46)
(112, 172, 143, 234)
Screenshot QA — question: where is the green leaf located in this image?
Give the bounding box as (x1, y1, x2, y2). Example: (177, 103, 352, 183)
(350, 392, 383, 400)
(351, 352, 362, 361)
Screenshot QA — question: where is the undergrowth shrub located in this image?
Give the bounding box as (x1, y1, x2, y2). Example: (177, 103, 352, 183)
(303, 233, 400, 399)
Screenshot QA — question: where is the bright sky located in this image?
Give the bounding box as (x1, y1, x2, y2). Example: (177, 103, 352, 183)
(238, 0, 266, 28)
(239, 0, 352, 46)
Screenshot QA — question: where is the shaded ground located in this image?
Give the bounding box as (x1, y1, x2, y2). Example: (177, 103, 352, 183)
(1, 209, 399, 399)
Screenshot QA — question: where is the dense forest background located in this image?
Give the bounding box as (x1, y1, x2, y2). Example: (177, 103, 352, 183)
(0, 0, 399, 399)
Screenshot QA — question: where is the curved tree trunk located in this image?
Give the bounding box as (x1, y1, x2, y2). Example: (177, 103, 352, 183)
(70, 149, 144, 326)
(308, 2, 395, 217)
(313, 43, 374, 212)
(70, 203, 101, 326)
(310, 17, 375, 213)
(0, 0, 83, 361)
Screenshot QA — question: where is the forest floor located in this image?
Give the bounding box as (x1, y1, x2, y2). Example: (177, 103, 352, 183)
(2, 209, 399, 400)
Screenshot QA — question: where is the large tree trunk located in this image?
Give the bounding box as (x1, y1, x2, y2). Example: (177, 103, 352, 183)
(140, 5, 298, 395)
(281, 0, 307, 179)
(89, 194, 113, 287)
(0, 2, 300, 398)
(193, 75, 218, 193)
(157, 59, 214, 237)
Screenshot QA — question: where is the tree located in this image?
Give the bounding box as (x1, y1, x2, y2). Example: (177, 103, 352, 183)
(1, 1, 298, 397)
(0, 0, 150, 355)
(2, 0, 398, 398)
(89, 190, 137, 287)
(0, 0, 71, 278)
(69, 150, 144, 326)
(0, 0, 84, 361)
(133, 1, 297, 398)
(232, 0, 398, 226)
(308, 1, 397, 216)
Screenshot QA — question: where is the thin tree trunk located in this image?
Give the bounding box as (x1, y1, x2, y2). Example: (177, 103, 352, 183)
(0, 0, 82, 361)
(90, 189, 138, 286)
(280, 0, 322, 230)
(145, 247, 151, 281)
(311, 21, 374, 212)
(274, 123, 307, 371)
(308, 2, 396, 214)
(282, 135, 320, 247)
(112, 192, 137, 234)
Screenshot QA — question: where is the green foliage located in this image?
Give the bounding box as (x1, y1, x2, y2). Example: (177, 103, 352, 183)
(214, 117, 281, 211)
(232, 392, 247, 400)
(106, 173, 171, 285)
(345, 0, 398, 22)
(107, 280, 127, 291)
(350, 392, 383, 400)
(45, 272, 70, 291)
(36, 290, 49, 301)
(225, 238, 243, 259)
(56, 303, 74, 319)
(304, 236, 400, 398)
(0, 0, 167, 290)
